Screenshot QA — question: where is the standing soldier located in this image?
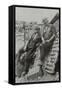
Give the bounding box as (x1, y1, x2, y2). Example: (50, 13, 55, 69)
(40, 18, 57, 75)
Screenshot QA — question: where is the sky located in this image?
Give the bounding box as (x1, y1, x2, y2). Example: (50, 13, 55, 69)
(16, 7, 59, 24)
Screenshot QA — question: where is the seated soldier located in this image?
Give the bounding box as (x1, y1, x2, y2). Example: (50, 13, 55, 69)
(16, 26, 42, 77)
(22, 26, 42, 76)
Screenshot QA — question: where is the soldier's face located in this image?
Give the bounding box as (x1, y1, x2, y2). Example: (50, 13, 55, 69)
(44, 23, 49, 26)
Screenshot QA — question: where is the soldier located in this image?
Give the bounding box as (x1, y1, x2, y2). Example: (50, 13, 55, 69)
(22, 26, 42, 76)
(40, 18, 57, 75)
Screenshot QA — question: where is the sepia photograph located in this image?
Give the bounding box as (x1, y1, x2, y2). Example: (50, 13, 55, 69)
(15, 6, 60, 84)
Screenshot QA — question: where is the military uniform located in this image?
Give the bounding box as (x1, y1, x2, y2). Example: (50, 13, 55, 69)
(40, 24, 56, 62)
